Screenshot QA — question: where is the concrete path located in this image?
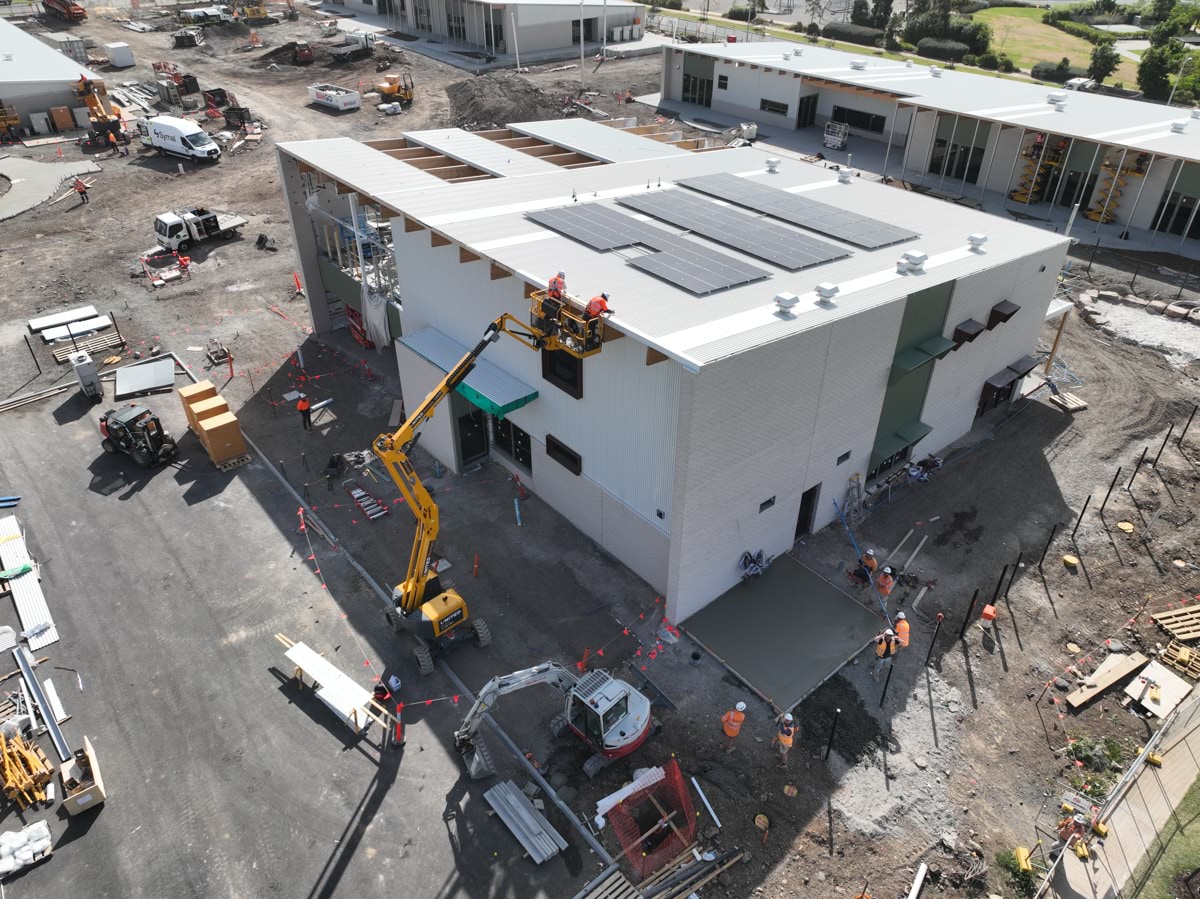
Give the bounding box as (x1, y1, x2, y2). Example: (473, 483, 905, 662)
(0, 155, 102, 221)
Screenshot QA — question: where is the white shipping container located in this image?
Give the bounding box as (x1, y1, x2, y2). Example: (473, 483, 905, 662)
(307, 84, 362, 111)
(105, 42, 135, 67)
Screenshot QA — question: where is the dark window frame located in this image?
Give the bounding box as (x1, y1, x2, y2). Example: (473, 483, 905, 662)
(759, 496, 776, 513)
(541, 348, 583, 399)
(717, 74, 729, 90)
(832, 105, 886, 134)
(837, 450, 851, 465)
(759, 98, 789, 116)
(545, 433, 582, 475)
(491, 415, 532, 472)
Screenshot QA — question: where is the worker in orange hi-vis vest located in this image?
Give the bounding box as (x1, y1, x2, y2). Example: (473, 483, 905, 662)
(895, 612, 910, 648)
(720, 701, 746, 754)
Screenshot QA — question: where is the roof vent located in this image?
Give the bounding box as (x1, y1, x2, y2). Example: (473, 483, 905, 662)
(816, 282, 839, 304)
(905, 59, 913, 68)
(1047, 91, 1067, 104)
(850, 58, 866, 70)
(1053, 100, 1067, 112)
(774, 291, 800, 314)
(837, 168, 852, 184)
(1170, 120, 1188, 133)
(1, 53, 11, 62)
(1192, 108, 1200, 119)
(783, 50, 792, 59)
(930, 66, 942, 77)
(968, 232, 988, 250)
(765, 156, 781, 173)
(896, 258, 908, 274)
(903, 250, 928, 272)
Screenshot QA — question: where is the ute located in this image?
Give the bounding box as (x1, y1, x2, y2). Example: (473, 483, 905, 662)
(154, 206, 247, 251)
(100, 406, 178, 467)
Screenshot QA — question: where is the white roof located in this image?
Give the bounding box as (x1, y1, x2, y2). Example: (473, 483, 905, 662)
(478, 0, 639, 6)
(403, 128, 562, 177)
(0, 19, 99, 86)
(277, 137, 444, 205)
(510, 119, 691, 163)
(391, 145, 1068, 369)
(677, 42, 1200, 164)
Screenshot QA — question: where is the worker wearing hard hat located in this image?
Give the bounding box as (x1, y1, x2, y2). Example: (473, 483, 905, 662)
(547, 270, 566, 300)
(721, 701, 747, 754)
(774, 713, 796, 769)
(870, 629, 898, 680)
(895, 612, 910, 648)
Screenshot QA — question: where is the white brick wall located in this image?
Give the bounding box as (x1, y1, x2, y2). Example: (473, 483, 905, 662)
(394, 342, 460, 471)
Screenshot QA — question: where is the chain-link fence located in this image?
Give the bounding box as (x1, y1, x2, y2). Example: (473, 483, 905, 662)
(1072, 241, 1200, 303)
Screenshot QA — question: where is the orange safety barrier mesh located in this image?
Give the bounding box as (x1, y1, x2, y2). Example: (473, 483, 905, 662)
(607, 759, 696, 879)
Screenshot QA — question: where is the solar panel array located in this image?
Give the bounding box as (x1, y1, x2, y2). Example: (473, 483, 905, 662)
(616, 190, 850, 271)
(677, 173, 919, 250)
(526, 204, 769, 295)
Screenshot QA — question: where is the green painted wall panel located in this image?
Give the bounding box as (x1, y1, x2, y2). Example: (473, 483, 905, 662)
(683, 52, 715, 79)
(317, 255, 362, 313)
(386, 300, 402, 342)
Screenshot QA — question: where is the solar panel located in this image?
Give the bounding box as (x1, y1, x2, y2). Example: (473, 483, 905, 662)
(526, 204, 769, 294)
(616, 190, 850, 271)
(677, 173, 919, 250)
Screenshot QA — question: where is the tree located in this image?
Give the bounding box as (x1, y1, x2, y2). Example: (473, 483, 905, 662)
(806, 0, 828, 25)
(850, 0, 870, 24)
(869, 0, 892, 28)
(908, 0, 931, 16)
(1088, 40, 1121, 82)
(1150, 0, 1176, 22)
(1137, 45, 1174, 99)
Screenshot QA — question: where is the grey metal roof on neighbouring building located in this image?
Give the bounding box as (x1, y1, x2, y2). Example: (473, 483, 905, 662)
(509, 119, 691, 163)
(0, 18, 99, 85)
(402, 128, 563, 178)
(277, 137, 444, 202)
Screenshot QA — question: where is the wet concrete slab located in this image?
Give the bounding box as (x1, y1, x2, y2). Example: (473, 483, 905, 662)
(682, 554, 884, 712)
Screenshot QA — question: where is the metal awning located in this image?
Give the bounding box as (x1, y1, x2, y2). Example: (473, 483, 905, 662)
(988, 299, 1021, 329)
(398, 327, 537, 419)
(871, 432, 909, 466)
(891, 348, 934, 381)
(918, 335, 956, 359)
(986, 367, 1020, 390)
(896, 420, 933, 444)
(953, 318, 986, 347)
(1007, 354, 1039, 377)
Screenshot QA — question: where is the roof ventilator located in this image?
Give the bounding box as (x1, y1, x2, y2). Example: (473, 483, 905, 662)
(930, 66, 942, 77)
(1047, 91, 1067, 105)
(774, 291, 800, 316)
(1170, 120, 1188, 133)
(967, 233, 988, 251)
(815, 282, 839, 305)
(838, 168, 853, 184)
(1192, 108, 1200, 119)
(903, 250, 928, 273)
(783, 50, 792, 59)
(850, 59, 866, 70)
(1053, 100, 1067, 112)
(905, 59, 913, 68)
(765, 157, 781, 173)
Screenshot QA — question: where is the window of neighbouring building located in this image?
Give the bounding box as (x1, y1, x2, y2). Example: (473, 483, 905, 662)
(683, 73, 713, 107)
(832, 105, 885, 134)
(717, 74, 728, 90)
(759, 98, 789, 116)
(492, 415, 532, 471)
(541, 348, 583, 399)
(545, 434, 582, 475)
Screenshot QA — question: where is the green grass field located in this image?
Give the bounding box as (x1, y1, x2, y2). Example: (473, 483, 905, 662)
(974, 7, 1140, 85)
(1130, 773, 1200, 898)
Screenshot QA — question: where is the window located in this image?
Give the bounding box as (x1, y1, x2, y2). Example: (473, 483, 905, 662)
(759, 98, 789, 116)
(546, 434, 582, 475)
(837, 451, 851, 465)
(717, 74, 728, 90)
(492, 415, 532, 471)
(759, 496, 776, 513)
(682, 74, 713, 107)
(868, 445, 912, 481)
(601, 695, 629, 735)
(541, 348, 583, 399)
(832, 105, 886, 134)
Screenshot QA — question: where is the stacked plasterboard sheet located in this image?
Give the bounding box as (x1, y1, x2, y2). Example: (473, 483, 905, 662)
(27, 306, 98, 333)
(0, 517, 58, 651)
(284, 642, 373, 730)
(41, 316, 112, 343)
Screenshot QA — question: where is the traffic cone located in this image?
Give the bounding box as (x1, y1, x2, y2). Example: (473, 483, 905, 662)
(56, 144, 62, 158)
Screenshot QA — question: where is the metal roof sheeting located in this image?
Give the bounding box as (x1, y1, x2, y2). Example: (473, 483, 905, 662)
(0, 516, 59, 651)
(399, 328, 538, 418)
(277, 137, 444, 200)
(676, 42, 1200, 164)
(509, 119, 691, 163)
(402, 129, 562, 178)
(0, 19, 100, 86)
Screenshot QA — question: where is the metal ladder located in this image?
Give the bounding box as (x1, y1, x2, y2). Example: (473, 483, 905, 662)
(845, 474, 865, 525)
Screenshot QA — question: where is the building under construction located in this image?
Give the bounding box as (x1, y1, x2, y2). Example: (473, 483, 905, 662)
(277, 117, 1069, 622)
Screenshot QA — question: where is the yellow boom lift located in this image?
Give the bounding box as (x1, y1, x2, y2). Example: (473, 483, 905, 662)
(369, 283, 609, 674)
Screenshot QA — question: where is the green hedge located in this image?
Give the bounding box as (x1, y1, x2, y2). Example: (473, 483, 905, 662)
(727, 4, 754, 20)
(821, 21, 884, 45)
(1044, 16, 1112, 44)
(1031, 58, 1088, 81)
(902, 12, 991, 54)
(918, 37, 970, 60)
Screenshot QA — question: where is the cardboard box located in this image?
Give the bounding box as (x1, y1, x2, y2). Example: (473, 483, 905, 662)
(61, 736, 106, 816)
(179, 380, 217, 422)
(198, 411, 246, 463)
(188, 396, 229, 429)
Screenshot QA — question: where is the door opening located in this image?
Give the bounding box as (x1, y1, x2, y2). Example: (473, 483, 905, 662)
(796, 483, 820, 539)
(457, 406, 488, 466)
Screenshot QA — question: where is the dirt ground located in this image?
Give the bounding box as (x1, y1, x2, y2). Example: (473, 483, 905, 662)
(1, 10, 1199, 899)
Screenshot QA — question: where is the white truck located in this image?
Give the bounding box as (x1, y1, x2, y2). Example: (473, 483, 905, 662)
(178, 5, 236, 24)
(154, 207, 248, 251)
(137, 116, 222, 162)
(307, 83, 362, 112)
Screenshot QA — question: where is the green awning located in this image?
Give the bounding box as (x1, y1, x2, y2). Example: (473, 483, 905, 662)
(896, 420, 933, 444)
(918, 335, 956, 360)
(891, 348, 934, 383)
(398, 327, 538, 419)
(869, 432, 909, 470)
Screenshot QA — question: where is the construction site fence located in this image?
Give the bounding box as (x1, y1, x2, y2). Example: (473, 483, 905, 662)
(607, 759, 697, 880)
(1072, 241, 1200, 303)
(1036, 688, 1200, 899)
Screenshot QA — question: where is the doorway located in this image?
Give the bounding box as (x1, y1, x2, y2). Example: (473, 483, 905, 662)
(796, 94, 817, 129)
(457, 407, 488, 465)
(796, 483, 820, 539)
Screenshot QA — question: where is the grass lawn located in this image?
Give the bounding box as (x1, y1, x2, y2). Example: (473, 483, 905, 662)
(974, 7, 1140, 86)
(1131, 773, 1200, 899)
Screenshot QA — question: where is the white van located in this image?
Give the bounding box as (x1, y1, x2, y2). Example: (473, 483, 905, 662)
(137, 116, 221, 163)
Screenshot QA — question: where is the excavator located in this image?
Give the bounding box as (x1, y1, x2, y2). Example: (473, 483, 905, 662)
(453, 662, 659, 779)
(368, 291, 608, 676)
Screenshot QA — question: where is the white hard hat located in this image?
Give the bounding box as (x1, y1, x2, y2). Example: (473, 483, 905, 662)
(735, 701, 747, 712)
(896, 612, 906, 620)
(883, 566, 894, 575)
(885, 628, 895, 636)
(783, 713, 793, 722)
(865, 549, 875, 556)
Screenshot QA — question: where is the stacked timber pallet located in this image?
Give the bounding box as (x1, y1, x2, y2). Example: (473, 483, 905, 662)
(178, 380, 250, 471)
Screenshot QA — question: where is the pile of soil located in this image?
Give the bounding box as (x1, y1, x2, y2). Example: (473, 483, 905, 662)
(447, 74, 570, 130)
(208, 21, 252, 38)
(251, 41, 333, 68)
